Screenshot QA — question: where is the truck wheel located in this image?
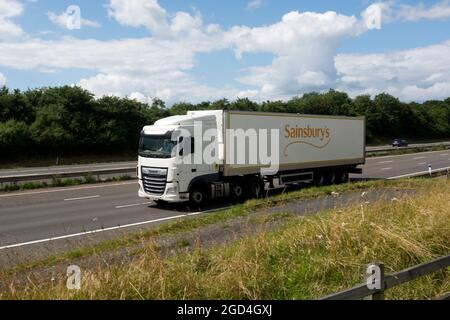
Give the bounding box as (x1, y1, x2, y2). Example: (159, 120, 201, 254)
(231, 179, 246, 200)
(336, 172, 349, 184)
(248, 177, 264, 198)
(325, 172, 336, 185)
(189, 186, 208, 206)
(314, 173, 325, 186)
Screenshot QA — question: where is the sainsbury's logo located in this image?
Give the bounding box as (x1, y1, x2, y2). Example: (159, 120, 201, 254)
(283, 124, 332, 156)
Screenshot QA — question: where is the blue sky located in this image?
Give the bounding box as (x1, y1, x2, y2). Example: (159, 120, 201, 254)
(0, 0, 450, 103)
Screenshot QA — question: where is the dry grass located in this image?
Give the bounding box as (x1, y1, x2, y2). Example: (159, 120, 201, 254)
(1, 181, 449, 300)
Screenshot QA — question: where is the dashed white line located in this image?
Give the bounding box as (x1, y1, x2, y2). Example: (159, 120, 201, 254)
(64, 195, 100, 201)
(418, 162, 427, 165)
(381, 167, 393, 171)
(440, 153, 449, 156)
(378, 160, 393, 164)
(413, 156, 426, 160)
(115, 202, 153, 209)
(115, 203, 140, 209)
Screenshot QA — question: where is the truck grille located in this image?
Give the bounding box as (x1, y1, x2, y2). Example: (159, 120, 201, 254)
(142, 168, 168, 195)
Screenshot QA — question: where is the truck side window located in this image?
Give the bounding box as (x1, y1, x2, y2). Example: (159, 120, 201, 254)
(191, 137, 195, 154)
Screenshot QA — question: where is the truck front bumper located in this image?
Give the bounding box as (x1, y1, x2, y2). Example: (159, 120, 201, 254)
(138, 181, 189, 203)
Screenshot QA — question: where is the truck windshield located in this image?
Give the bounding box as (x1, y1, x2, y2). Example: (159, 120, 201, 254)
(139, 133, 176, 158)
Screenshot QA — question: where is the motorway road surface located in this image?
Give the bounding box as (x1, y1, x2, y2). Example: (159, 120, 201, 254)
(0, 150, 449, 251)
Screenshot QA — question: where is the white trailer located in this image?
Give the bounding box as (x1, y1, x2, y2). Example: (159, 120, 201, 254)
(138, 110, 365, 205)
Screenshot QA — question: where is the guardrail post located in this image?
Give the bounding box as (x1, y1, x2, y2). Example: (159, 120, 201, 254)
(447, 168, 449, 180)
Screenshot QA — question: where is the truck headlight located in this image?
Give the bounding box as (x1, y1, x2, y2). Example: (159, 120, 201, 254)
(166, 185, 177, 195)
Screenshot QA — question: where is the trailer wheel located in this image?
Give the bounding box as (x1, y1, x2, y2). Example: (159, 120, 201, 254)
(325, 172, 336, 185)
(248, 177, 264, 198)
(231, 179, 246, 200)
(314, 173, 325, 186)
(336, 172, 349, 184)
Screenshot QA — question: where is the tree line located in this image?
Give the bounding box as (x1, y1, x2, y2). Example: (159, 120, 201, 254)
(1, 86, 449, 159)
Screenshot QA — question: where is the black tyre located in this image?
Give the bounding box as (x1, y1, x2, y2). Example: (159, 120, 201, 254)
(325, 172, 337, 185)
(231, 179, 246, 200)
(248, 177, 265, 198)
(189, 185, 208, 206)
(313, 172, 325, 186)
(336, 172, 349, 184)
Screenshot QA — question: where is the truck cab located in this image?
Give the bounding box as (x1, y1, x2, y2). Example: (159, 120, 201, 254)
(138, 111, 221, 203)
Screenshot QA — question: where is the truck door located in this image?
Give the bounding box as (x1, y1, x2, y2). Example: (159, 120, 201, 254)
(176, 135, 197, 193)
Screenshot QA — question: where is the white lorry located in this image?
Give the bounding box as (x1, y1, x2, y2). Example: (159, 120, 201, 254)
(138, 110, 365, 205)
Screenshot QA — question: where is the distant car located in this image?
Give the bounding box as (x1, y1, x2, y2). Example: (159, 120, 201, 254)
(392, 139, 408, 147)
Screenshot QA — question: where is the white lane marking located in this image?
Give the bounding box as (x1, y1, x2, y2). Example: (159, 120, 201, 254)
(440, 153, 449, 156)
(378, 160, 393, 164)
(0, 181, 136, 198)
(64, 195, 100, 201)
(413, 156, 426, 160)
(115, 202, 153, 209)
(381, 167, 393, 171)
(115, 203, 141, 209)
(418, 162, 427, 165)
(387, 166, 450, 180)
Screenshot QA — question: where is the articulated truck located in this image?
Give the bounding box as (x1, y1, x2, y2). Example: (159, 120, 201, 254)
(138, 110, 365, 205)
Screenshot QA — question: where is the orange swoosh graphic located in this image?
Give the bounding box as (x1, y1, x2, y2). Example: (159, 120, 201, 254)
(284, 138, 331, 157)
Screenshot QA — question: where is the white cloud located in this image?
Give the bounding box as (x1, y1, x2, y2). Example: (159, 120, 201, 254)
(368, 0, 450, 24)
(170, 11, 202, 35)
(246, 0, 263, 10)
(335, 40, 450, 101)
(107, 0, 169, 36)
(228, 10, 363, 100)
(0, 34, 233, 102)
(48, 11, 101, 29)
(0, 0, 24, 40)
(0, 72, 6, 86)
(107, 0, 209, 38)
(398, 0, 450, 21)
